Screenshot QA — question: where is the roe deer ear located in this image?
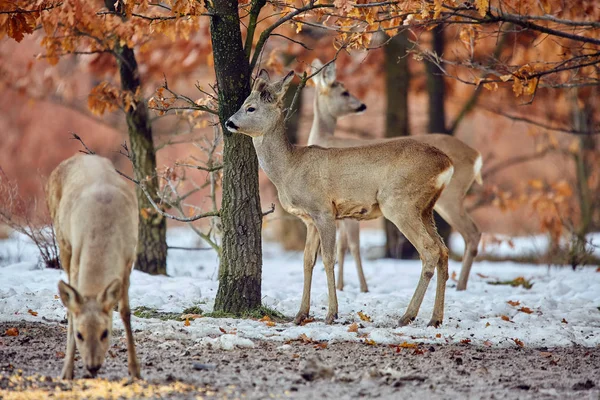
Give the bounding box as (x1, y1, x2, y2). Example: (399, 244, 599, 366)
(253, 69, 270, 92)
(273, 70, 295, 102)
(257, 69, 270, 81)
(322, 61, 337, 86)
(98, 279, 122, 313)
(58, 280, 83, 314)
(310, 59, 325, 87)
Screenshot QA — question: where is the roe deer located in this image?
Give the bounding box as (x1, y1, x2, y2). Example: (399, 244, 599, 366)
(47, 154, 140, 379)
(309, 59, 483, 292)
(226, 70, 454, 327)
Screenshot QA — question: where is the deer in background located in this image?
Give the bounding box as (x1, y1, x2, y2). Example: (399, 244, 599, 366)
(47, 154, 140, 379)
(226, 70, 454, 327)
(309, 59, 483, 292)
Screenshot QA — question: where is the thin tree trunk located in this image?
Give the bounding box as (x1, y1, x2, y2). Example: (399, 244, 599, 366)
(383, 32, 415, 259)
(276, 80, 307, 250)
(115, 45, 167, 275)
(211, 0, 263, 314)
(425, 25, 452, 246)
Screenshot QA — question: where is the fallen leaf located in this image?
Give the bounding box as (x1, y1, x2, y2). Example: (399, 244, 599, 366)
(299, 333, 312, 344)
(513, 338, 524, 348)
(259, 315, 272, 322)
(561, 318, 568, 324)
(357, 311, 372, 322)
(549, 358, 559, 365)
(413, 348, 425, 355)
(485, 322, 491, 328)
(357, 332, 369, 339)
(518, 307, 534, 314)
(219, 327, 226, 334)
(5, 328, 19, 337)
(460, 339, 471, 345)
(435, 333, 442, 338)
(540, 351, 553, 358)
(181, 313, 202, 320)
(184, 318, 190, 327)
(364, 338, 377, 346)
(300, 317, 315, 326)
(476, 273, 489, 279)
(483, 340, 493, 347)
(314, 342, 328, 350)
(398, 341, 417, 349)
(56, 351, 65, 359)
(507, 300, 520, 307)
(292, 353, 300, 359)
(27, 309, 38, 317)
(108, 350, 117, 358)
(265, 321, 276, 327)
(596, 267, 600, 272)
(54, 295, 59, 300)
(450, 271, 457, 282)
(501, 315, 511, 322)
(348, 322, 359, 333)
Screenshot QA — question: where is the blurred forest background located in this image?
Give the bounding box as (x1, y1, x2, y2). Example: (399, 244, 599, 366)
(1, 0, 599, 286)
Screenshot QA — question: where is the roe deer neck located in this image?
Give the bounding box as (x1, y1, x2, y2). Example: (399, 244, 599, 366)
(308, 92, 336, 145)
(252, 115, 294, 185)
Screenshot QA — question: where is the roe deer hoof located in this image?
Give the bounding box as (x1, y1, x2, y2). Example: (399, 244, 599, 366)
(325, 312, 338, 325)
(129, 366, 141, 380)
(294, 312, 309, 325)
(60, 368, 74, 380)
(360, 287, 369, 293)
(427, 318, 443, 328)
(456, 284, 467, 291)
(399, 314, 416, 327)
(336, 284, 344, 291)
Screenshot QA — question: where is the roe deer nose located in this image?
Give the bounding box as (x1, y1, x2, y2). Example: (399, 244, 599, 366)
(356, 104, 367, 112)
(87, 364, 101, 376)
(226, 120, 239, 131)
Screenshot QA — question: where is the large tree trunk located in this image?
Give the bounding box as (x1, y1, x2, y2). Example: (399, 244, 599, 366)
(383, 32, 415, 259)
(276, 80, 306, 250)
(425, 25, 452, 246)
(211, 0, 263, 314)
(115, 45, 167, 275)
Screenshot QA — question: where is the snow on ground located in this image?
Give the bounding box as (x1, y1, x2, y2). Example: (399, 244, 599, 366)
(1, 228, 599, 349)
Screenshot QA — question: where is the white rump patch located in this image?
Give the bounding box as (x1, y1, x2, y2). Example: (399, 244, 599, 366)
(436, 165, 454, 189)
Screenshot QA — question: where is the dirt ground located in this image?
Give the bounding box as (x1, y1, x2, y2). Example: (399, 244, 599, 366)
(1, 322, 599, 399)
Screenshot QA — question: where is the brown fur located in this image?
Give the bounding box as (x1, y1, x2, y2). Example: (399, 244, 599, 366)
(309, 59, 482, 292)
(47, 154, 140, 379)
(227, 70, 454, 327)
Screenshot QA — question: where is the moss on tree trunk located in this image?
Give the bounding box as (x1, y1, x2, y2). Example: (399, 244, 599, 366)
(210, 0, 263, 314)
(115, 45, 167, 275)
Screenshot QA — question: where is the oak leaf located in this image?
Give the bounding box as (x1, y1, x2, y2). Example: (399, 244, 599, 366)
(347, 323, 359, 333)
(513, 338, 524, 347)
(5, 328, 19, 336)
(27, 309, 38, 317)
(518, 307, 533, 314)
(507, 300, 520, 307)
(357, 311, 372, 322)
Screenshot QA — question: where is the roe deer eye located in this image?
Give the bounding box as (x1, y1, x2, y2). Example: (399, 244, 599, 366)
(342, 91, 350, 97)
(100, 329, 109, 340)
(247, 107, 256, 113)
(76, 332, 84, 341)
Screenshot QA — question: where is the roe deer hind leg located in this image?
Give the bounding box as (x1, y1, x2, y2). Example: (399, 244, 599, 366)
(434, 197, 481, 291)
(336, 221, 349, 291)
(119, 269, 140, 379)
(384, 205, 439, 326)
(346, 220, 368, 293)
(422, 210, 449, 327)
(295, 223, 320, 325)
(314, 215, 339, 324)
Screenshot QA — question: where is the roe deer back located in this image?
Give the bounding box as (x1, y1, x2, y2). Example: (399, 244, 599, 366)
(47, 154, 140, 379)
(226, 70, 454, 327)
(309, 59, 482, 292)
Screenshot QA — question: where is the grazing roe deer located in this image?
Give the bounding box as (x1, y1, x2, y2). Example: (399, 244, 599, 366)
(226, 70, 454, 327)
(47, 154, 140, 379)
(309, 59, 483, 292)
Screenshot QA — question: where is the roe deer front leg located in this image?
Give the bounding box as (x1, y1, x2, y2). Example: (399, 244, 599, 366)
(119, 269, 140, 379)
(295, 224, 320, 325)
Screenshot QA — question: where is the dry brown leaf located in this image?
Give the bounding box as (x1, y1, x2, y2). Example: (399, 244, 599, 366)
(265, 321, 276, 327)
(6, 327, 19, 336)
(300, 317, 315, 326)
(500, 315, 511, 322)
(476, 273, 489, 279)
(398, 341, 417, 349)
(219, 327, 227, 334)
(56, 351, 65, 359)
(513, 338, 524, 348)
(292, 353, 300, 359)
(461, 339, 471, 345)
(450, 271, 457, 282)
(561, 318, 568, 324)
(259, 315, 272, 322)
(54, 295, 60, 300)
(507, 300, 520, 307)
(413, 348, 425, 355)
(540, 351, 553, 358)
(348, 322, 359, 333)
(483, 340, 493, 347)
(518, 307, 534, 314)
(314, 342, 328, 350)
(485, 322, 491, 328)
(27, 309, 38, 317)
(364, 338, 377, 346)
(357, 311, 372, 322)
(299, 333, 312, 344)
(435, 333, 442, 338)
(184, 318, 190, 327)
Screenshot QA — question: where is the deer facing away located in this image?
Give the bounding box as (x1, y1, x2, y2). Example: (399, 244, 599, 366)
(47, 154, 140, 379)
(226, 70, 454, 327)
(309, 59, 483, 292)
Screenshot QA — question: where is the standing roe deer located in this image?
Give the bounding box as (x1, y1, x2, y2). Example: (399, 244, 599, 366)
(47, 154, 140, 379)
(226, 70, 454, 327)
(309, 59, 483, 292)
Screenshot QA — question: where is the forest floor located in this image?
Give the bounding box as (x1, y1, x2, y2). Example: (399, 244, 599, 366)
(1, 321, 599, 400)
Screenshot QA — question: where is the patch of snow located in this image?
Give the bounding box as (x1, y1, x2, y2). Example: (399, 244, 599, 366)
(1, 228, 599, 348)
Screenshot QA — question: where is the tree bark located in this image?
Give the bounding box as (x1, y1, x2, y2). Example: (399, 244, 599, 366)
(425, 25, 452, 246)
(115, 45, 167, 275)
(211, 0, 264, 314)
(383, 32, 416, 259)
